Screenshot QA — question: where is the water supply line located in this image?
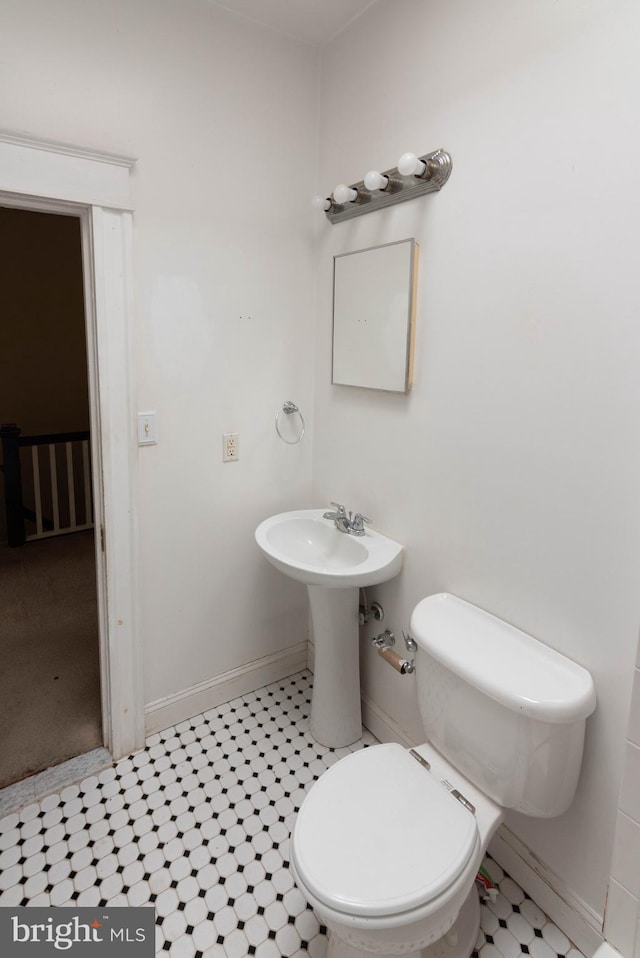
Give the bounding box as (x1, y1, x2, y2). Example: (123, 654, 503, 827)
(359, 588, 384, 626)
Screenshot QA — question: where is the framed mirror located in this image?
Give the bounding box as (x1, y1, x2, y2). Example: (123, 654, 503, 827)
(332, 238, 418, 393)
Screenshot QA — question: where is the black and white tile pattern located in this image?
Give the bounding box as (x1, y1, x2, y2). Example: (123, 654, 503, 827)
(473, 859, 585, 958)
(0, 670, 588, 958)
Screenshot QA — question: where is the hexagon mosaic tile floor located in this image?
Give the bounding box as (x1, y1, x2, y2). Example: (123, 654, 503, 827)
(0, 670, 588, 958)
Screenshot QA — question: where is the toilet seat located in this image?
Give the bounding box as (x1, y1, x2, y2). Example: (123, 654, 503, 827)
(292, 743, 479, 920)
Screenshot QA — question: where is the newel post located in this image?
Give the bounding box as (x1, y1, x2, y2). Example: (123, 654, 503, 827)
(0, 423, 25, 547)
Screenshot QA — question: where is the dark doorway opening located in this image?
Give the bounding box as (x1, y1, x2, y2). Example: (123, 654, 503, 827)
(0, 206, 102, 788)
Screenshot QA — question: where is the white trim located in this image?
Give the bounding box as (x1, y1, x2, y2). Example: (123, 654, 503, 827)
(88, 206, 144, 758)
(144, 643, 309, 736)
(0, 132, 135, 209)
(0, 129, 136, 167)
(360, 692, 416, 747)
(0, 132, 143, 762)
(489, 825, 604, 957)
(0, 192, 91, 217)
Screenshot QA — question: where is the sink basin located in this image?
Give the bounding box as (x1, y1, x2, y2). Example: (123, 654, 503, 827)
(255, 509, 403, 588)
(255, 509, 404, 748)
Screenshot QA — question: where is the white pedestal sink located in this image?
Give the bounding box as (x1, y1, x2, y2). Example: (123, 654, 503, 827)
(255, 510, 403, 748)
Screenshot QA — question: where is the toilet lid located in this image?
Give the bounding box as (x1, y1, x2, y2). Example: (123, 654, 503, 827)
(292, 743, 478, 918)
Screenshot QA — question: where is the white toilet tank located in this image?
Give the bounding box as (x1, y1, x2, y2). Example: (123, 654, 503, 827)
(410, 594, 596, 817)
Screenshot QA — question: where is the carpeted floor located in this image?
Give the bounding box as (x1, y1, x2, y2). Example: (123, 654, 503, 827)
(0, 530, 102, 788)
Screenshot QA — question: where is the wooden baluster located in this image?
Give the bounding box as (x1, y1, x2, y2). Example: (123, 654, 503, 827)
(32, 446, 43, 536)
(49, 443, 60, 532)
(66, 442, 76, 529)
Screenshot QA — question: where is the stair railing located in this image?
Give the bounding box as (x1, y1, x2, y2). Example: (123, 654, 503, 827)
(0, 422, 93, 547)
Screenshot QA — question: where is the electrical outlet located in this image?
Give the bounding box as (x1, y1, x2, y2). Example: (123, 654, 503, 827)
(223, 432, 239, 462)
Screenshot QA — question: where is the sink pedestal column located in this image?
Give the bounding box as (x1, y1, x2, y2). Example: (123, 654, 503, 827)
(307, 585, 362, 748)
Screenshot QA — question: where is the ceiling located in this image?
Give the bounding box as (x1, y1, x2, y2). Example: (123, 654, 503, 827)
(209, 0, 379, 46)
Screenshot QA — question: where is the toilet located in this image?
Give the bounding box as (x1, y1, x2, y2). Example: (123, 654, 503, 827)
(291, 593, 597, 958)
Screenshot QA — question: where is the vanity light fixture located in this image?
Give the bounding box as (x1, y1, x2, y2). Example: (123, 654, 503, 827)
(363, 170, 389, 192)
(311, 195, 332, 212)
(397, 151, 428, 177)
(313, 148, 452, 224)
(333, 183, 359, 205)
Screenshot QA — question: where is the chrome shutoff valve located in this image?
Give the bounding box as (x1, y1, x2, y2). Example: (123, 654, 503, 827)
(371, 629, 395, 649)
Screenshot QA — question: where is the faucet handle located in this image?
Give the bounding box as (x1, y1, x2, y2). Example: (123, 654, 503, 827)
(351, 513, 371, 532)
(329, 501, 346, 516)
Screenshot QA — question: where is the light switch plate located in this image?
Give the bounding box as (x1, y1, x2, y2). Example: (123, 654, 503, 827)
(137, 412, 157, 445)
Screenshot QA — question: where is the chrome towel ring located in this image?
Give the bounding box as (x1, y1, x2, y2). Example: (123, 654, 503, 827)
(275, 401, 305, 444)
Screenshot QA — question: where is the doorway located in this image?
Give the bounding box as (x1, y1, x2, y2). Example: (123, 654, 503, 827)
(0, 206, 102, 787)
(0, 131, 144, 766)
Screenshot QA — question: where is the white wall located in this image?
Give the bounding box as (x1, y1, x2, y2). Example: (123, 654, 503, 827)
(0, 0, 319, 702)
(313, 0, 640, 929)
(605, 636, 640, 957)
(4, 0, 640, 941)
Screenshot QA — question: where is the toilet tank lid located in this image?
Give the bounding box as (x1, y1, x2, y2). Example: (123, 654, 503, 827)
(410, 594, 596, 723)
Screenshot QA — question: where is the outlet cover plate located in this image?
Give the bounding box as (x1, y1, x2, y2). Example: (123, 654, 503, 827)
(223, 432, 239, 461)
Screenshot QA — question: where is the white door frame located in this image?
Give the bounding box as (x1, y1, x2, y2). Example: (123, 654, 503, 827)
(0, 131, 144, 759)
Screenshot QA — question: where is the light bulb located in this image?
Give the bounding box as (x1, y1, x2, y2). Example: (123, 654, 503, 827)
(397, 152, 427, 177)
(311, 195, 331, 212)
(333, 183, 358, 205)
(364, 170, 389, 192)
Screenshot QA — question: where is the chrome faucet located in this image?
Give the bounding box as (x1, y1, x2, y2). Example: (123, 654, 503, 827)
(322, 502, 372, 536)
(322, 502, 350, 531)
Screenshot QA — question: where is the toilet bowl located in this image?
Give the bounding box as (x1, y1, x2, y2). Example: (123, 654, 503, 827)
(291, 741, 502, 958)
(291, 593, 597, 958)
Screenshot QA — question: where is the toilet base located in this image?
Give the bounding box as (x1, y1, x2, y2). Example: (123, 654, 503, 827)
(422, 886, 480, 958)
(326, 887, 480, 958)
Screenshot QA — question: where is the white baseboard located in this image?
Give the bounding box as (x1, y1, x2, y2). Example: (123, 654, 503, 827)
(361, 692, 416, 748)
(144, 641, 308, 735)
(489, 825, 604, 957)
